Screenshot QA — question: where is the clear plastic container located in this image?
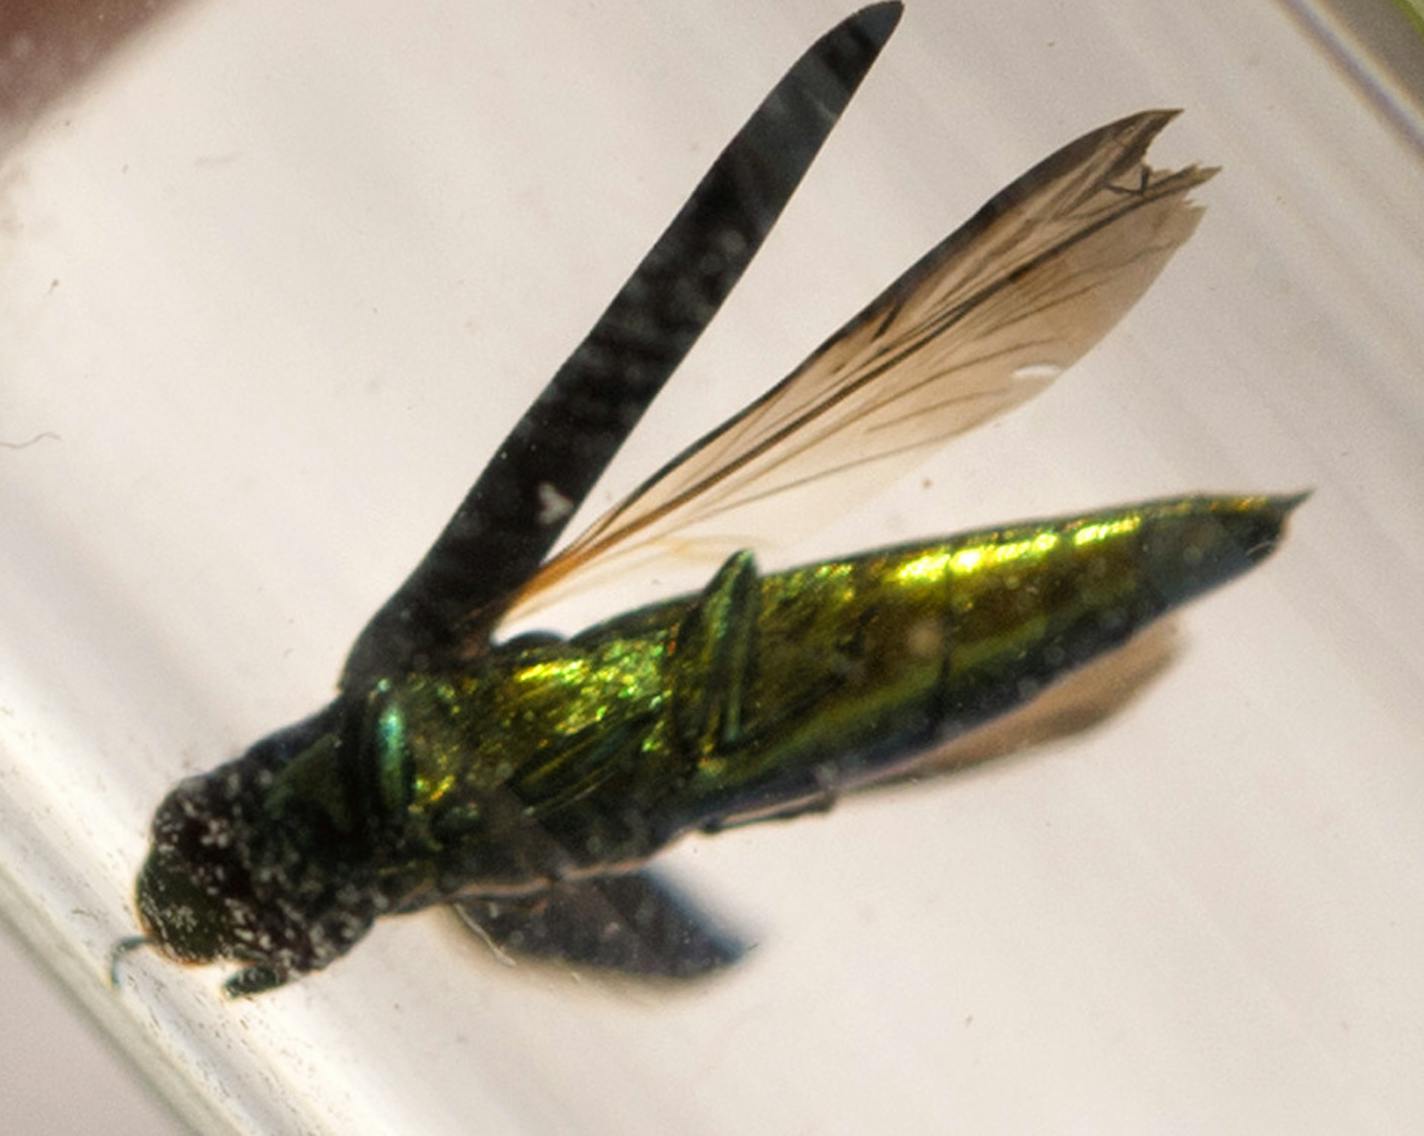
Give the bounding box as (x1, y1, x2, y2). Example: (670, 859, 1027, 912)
(3, 3, 1423, 1133)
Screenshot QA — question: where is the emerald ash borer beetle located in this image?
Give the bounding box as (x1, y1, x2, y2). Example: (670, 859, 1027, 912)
(116, 4, 1303, 997)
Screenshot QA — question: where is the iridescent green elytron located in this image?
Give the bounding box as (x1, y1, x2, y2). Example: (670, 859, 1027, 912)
(351, 496, 1296, 874)
(119, 5, 1303, 996)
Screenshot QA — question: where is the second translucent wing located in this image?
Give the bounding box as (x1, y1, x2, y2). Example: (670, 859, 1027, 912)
(497, 111, 1215, 630)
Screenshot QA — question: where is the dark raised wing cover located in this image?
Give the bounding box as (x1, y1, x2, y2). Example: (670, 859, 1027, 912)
(343, 4, 903, 686)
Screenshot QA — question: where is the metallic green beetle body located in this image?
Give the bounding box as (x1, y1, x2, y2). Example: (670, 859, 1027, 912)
(120, 7, 1303, 996)
(133, 496, 1295, 994)
(371, 495, 1295, 876)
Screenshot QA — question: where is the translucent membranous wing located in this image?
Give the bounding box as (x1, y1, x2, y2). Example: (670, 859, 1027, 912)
(500, 111, 1216, 626)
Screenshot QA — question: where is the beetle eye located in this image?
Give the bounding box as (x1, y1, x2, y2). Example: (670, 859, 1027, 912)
(133, 845, 232, 965)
